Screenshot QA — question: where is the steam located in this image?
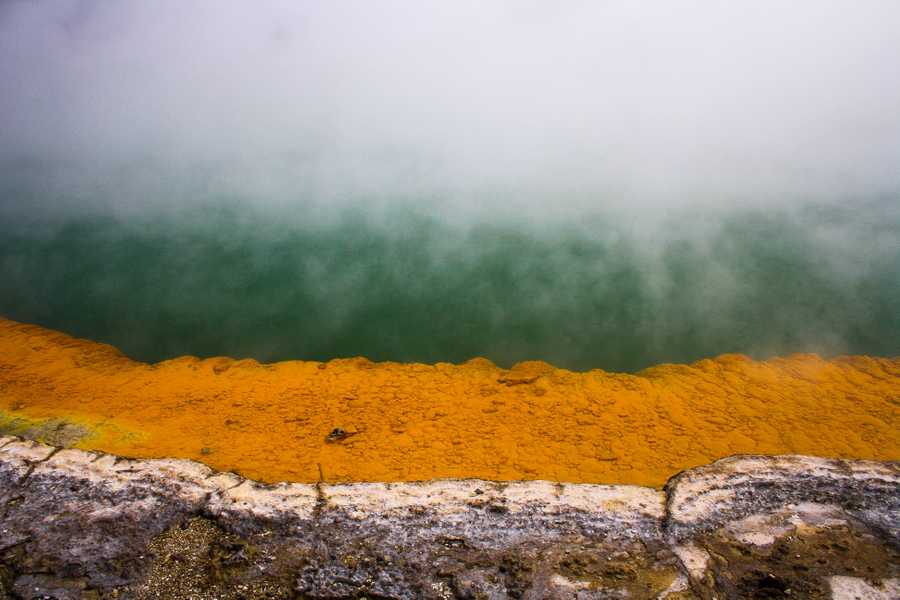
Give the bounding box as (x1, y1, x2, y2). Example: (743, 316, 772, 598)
(3, 1, 900, 213)
(0, 1, 898, 368)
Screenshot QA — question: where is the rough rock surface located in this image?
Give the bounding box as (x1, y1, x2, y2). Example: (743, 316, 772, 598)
(0, 437, 896, 599)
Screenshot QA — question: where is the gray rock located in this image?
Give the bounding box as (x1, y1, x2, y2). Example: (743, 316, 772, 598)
(0, 437, 896, 599)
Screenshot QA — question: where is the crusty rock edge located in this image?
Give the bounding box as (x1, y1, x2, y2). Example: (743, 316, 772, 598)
(0, 435, 897, 599)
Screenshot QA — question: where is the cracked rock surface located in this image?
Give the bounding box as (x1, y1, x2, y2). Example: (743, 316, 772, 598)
(0, 437, 896, 599)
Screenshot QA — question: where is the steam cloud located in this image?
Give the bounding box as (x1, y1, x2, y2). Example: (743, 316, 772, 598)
(0, 1, 898, 369)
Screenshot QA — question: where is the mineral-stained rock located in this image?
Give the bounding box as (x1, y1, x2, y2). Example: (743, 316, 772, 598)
(665, 455, 900, 542)
(0, 437, 896, 599)
(664, 455, 900, 599)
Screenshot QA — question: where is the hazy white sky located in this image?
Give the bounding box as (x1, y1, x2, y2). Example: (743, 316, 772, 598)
(2, 1, 899, 213)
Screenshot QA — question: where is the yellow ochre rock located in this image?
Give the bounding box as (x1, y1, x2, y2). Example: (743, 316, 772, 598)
(0, 317, 897, 487)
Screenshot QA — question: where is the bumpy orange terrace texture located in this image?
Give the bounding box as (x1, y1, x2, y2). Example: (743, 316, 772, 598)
(0, 317, 897, 487)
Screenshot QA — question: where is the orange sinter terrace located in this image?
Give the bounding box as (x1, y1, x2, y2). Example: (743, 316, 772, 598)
(0, 317, 897, 487)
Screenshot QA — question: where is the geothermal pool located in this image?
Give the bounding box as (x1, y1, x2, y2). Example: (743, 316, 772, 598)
(0, 200, 896, 373)
(2, 200, 897, 486)
(1, 1, 898, 494)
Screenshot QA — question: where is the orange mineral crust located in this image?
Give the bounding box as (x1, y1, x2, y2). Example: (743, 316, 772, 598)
(0, 317, 897, 487)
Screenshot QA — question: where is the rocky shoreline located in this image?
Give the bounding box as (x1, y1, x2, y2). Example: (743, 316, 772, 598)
(0, 437, 897, 599)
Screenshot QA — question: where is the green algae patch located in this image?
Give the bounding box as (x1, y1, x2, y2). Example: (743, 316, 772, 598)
(0, 409, 91, 447)
(0, 408, 142, 451)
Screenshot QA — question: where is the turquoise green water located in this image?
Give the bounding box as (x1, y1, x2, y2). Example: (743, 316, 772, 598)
(0, 201, 897, 372)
